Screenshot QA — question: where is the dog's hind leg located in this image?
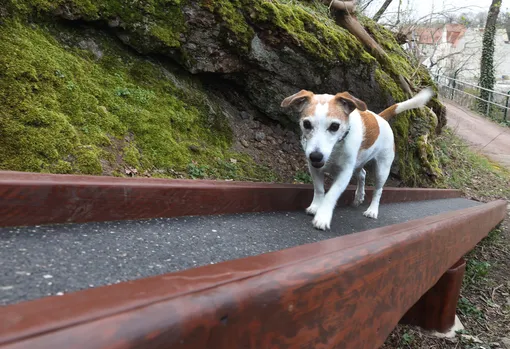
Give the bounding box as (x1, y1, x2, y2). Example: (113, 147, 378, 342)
(352, 168, 366, 207)
(306, 165, 325, 216)
(363, 155, 393, 219)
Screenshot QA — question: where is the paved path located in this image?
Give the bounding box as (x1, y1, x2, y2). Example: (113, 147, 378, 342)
(443, 100, 510, 169)
(0, 198, 480, 305)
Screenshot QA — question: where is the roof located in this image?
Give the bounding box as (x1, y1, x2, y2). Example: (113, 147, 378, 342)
(404, 24, 466, 47)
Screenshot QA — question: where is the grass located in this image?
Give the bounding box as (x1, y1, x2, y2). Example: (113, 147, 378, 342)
(293, 170, 312, 184)
(432, 129, 510, 202)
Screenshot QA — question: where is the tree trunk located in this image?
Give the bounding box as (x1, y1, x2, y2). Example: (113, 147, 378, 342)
(478, 0, 502, 114)
(373, 0, 394, 22)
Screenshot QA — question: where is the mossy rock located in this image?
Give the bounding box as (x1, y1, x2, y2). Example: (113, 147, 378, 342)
(1, 0, 444, 186)
(0, 18, 275, 180)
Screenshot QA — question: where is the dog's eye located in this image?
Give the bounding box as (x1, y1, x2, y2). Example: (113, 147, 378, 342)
(328, 123, 340, 132)
(303, 120, 312, 130)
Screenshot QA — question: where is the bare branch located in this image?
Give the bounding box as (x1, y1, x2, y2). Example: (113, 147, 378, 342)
(373, 0, 394, 22)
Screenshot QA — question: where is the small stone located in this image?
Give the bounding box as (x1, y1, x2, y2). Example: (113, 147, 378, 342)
(255, 132, 266, 142)
(282, 143, 292, 153)
(241, 140, 249, 148)
(77, 39, 103, 60)
(240, 111, 250, 120)
(501, 338, 510, 349)
(108, 17, 120, 27)
(278, 158, 287, 165)
(461, 335, 482, 344)
(188, 145, 200, 153)
(43, 274, 53, 279)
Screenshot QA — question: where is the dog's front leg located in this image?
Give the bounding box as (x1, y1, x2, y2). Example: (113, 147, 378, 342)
(312, 163, 355, 231)
(306, 165, 325, 216)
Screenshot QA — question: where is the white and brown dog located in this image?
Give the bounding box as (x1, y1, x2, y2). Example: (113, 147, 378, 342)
(281, 87, 434, 230)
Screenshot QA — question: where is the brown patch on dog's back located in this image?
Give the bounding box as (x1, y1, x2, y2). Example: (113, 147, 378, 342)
(360, 111, 379, 150)
(379, 104, 398, 120)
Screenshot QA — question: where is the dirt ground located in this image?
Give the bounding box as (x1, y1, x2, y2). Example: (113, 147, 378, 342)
(443, 100, 510, 170)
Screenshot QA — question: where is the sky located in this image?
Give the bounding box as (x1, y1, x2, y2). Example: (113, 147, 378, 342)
(365, 0, 509, 20)
(413, 0, 509, 16)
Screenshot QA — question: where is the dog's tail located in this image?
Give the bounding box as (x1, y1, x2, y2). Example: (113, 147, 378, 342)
(379, 87, 434, 121)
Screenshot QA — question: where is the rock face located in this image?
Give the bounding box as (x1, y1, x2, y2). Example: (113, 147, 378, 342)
(0, 0, 443, 185)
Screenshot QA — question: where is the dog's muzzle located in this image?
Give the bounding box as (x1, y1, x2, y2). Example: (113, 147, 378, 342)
(311, 161, 325, 168)
(309, 151, 324, 168)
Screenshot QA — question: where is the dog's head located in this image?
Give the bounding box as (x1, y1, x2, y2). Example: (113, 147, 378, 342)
(281, 90, 367, 169)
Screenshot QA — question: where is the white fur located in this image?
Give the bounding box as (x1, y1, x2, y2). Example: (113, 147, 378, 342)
(296, 89, 433, 231)
(395, 87, 434, 114)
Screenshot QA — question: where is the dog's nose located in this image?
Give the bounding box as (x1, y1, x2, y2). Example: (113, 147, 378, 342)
(309, 152, 323, 163)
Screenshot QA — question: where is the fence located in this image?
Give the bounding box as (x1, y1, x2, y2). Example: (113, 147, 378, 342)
(431, 73, 510, 123)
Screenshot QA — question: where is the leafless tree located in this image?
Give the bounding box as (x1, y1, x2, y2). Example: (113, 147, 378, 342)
(373, 0, 394, 22)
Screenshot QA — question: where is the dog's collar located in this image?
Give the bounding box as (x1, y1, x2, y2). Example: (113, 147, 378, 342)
(338, 127, 350, 143)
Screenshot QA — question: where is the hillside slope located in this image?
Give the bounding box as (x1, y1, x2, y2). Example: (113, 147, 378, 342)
(0, 0, 442, 185)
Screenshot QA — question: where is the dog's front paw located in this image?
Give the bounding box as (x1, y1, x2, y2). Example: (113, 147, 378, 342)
(312, 209, 333, 231)
(306, 204, 319, 215)
(363, 207, 379, 219)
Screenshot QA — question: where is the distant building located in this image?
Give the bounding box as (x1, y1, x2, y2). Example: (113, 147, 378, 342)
(400, 24, 509, 90)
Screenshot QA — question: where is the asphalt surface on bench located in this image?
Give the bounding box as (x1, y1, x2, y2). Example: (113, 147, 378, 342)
(1, 198, 480, 305)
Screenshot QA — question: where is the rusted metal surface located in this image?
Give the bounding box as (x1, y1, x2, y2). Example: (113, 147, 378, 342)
(400, 258, 466, 332)
(0, 171, 462, 227)
(1, 199, 506, 349)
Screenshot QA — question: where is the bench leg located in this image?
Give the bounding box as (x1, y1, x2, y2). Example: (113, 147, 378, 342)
(399, 258, 466, 333)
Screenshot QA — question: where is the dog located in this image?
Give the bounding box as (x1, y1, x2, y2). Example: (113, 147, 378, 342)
(281, 87, 434, 230)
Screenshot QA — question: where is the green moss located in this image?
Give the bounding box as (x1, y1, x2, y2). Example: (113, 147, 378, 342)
(7, 0, 184, 49)
(359, 15, 415, 82)
(1, 0, 442, 185)
(123, 143, 142, 168)
(417, 134, 442, 178)
(200, 0, 254, 52)
(375, 68, 405, 101)
(0, 19, 271, 179)
(243, 0, 373, 63)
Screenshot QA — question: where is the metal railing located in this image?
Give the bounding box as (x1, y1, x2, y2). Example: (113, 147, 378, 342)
(431, 73, 510, 123)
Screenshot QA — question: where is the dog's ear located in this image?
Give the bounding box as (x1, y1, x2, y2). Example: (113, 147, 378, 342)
(334, 92, 367, 115)
(281, 90, 313, 111)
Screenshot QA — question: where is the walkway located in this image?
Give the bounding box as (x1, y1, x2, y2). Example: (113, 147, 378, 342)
(443, 99, 510, 169)
(0, 198, 479, 305)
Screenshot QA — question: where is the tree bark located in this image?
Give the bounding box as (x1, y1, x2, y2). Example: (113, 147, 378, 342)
(320, 0, 413, 95)
(373, 0, 394, 22)
(478, 0, 502, 114)
(320, 0, 356, 12)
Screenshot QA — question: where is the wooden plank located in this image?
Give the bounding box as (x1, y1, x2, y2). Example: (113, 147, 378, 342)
(1, 199, 506, 349)
(400, 258, 466, 332)
(0, 171, 462, 227)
